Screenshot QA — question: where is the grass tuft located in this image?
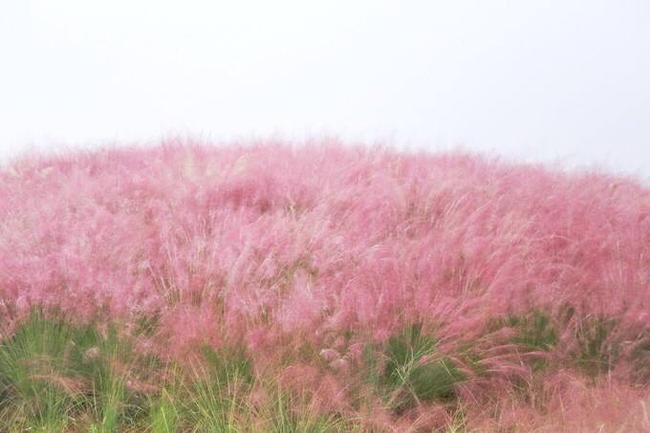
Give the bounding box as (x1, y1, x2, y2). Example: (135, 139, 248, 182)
(369, 324, 465, 413)
(574, 316, 619, 378)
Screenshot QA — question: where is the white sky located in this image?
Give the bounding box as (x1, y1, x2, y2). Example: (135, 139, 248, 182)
(1, 1, 649, 180)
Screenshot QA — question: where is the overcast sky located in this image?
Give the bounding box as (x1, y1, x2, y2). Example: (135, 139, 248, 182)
(1, 1, 649, 180)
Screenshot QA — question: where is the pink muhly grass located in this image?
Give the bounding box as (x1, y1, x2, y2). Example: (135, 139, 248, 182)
(0, 138, 648, 430)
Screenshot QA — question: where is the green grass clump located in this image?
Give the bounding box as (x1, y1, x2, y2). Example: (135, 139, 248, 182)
(489, 310, 634, 379)
(262, 390, 352, 433)
(485, 310, 558, 372)
(573, 316, 619, 378)
(179, 346, 253, 432)
(364, 324, 464, 414)
(506, 310, 558, 352)
(0, 309, 158, 432)
(149, 388, 180, 433)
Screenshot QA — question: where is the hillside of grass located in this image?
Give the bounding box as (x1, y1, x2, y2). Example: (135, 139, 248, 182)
(0, 141, 648, 432)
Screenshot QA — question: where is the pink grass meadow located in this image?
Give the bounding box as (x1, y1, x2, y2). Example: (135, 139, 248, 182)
(0, 139, 648, 431)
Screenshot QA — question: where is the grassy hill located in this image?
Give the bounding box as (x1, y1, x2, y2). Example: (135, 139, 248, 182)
(0, 140, 648, 432)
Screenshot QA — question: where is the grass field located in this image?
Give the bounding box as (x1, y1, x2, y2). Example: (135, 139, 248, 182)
(0, 140, 648, 432)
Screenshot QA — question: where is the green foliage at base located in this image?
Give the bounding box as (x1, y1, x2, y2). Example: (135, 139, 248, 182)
(574, 316, 619, 377)
(0, 309, 359, 432)
(0, 309, 644, 432)
(506, 310, 558, 352)
(0, 309, 155, 432)
(362, 324, 465, 415)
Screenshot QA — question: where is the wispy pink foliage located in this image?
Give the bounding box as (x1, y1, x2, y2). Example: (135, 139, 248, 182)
(0, 139, 648, 429)
(466, 372, 650, 432)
